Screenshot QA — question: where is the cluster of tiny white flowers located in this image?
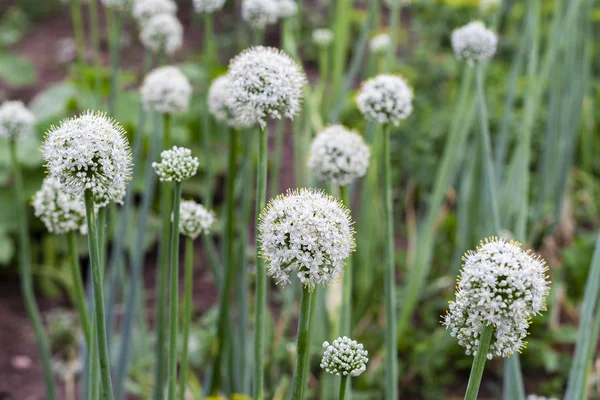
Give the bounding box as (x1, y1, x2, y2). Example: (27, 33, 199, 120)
(100, 0, 128, 9)
(277, 0, 298, 19)
(0, 101, 36, 140)
(526, 396, 559, 400)
(258, 188, 355, 289)
(443, 237, 550, 359)
(369, 33, 390, 54)
(208, 76, 254, 129)
(228, 46, 306, 129)
(140, 13, 183, 55)
(312, 28, 333, 47)
(480, 0, 502, 13)
(132, 0, 176, 23)
(33, 178, 87, 235)
(41, 111, 132, 205)
(141, 66, 192, 114)
(356, 74, 413, 126)
(308, 125, 370, 186)
(193, 0, 226, 13)
(178, 200, 215, 239)
(320, 337, 368, 377)
(451, 21, 498, 64)
(242, 0, 280, 30)
(152, 146, 199, 182)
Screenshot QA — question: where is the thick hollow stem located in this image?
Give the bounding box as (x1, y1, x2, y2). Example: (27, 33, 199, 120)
(179, 236, 195, 400)
(464, 325, 494, 400)
(339, 185, 352, 337)
(339, 375, 349, 400)
(290, 286, 314, 400)
(204, 13, 216, 75)
(67, 230, 90, 343)
(69, 0, 87, 73)
(106, 7, 122, 116)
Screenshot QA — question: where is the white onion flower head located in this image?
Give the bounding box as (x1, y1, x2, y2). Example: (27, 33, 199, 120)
(140, 13, 183, 55)
(228, 46, 306, 129)
(0, 101, 36, 140)
(258, 188, 355, 289)
(320, 337, 368, 377)
(208, 75, 254, 129)
(178, 200, 215, 239)
(141, 66, 192, 114)
(312, 28, 333, 48)
(480, 0, 502, 13)
(308, 125, 370, 186)
(526, 396, 558, 400)
(153, 146, 199, 182)
(443, 237, 550, 359)
(33, 178, 87, 235)
(242, 0, 280, 30)
(41, 111, 132, 205)
(101, 0, 128, 9)
(277, 0, 298, 19)
(356, 74, 413, 126)
(193, 0, 226, 13)
(451, 21, 498, 64)
(132, 0, 177, 23)
(369, 33, 390, 54)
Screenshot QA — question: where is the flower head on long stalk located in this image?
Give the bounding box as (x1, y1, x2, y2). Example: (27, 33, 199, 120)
(356, 74, 413, 126)
(132, 0, 177, 23)
(33, 178, 87, 235)
(153, 146, 199, 182)
(258, 188, 355, 289)
(178, 200, 214, 239)
(308, 125, 370, 186)
(241, 0, 280, 30)
(208, 75, 255, 129)
(193, 0, 226, 13)
(443, 237, 550, 359)
(0, 100, 36, 140)
(369, 33, 390, 55)
(312, 28, 333, 48)
(276, 0, 298, 19)
(320, 336, 369, 377)
(141, 66, 192, 114)
(140, 13, 183, 55)
(451, 21, 497, 64)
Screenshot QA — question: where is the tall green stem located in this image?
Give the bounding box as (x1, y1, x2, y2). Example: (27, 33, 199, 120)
(167, 183, 183, 400)
(290, 286, 314, 400)
(330, 0, 352, 106)
(382, 124, 397, 400)
(69, 0, 86, 73)
(385, 0, 401, 72)
(84, 190, 114, 400)
(88, 0, 102, 103)
(464, 325, 494, 400)
(339, 185, 352, 337)
(204, 13, 216, 76)
(106, 7, 122, 116)
(339, 376, 349, 400)
(10, 140, 56, 400)
(67, 231, 90, 344)
(253, 126, 268, 400)
(179, 236, 195, 400)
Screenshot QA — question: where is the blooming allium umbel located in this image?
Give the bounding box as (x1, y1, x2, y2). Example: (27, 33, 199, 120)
(312, 28, 333, 48)
(369, 33, 390, 54)
(451, 21, 498, 64)
(320, 337, 368, 377)
(33, 178, 87, 235)
(178, 200, 214, 239)
(258, 188, 355, 289)
(141, 66, 192, 114)
(443, 237, 550, 359)
(308, 125, 370, 186)
(241, 0, 280, 30)
(356, 74, 413, 126)
(208, 75, 254, 129)
(140, 13, 183, 55)
(228, 46, 306, 129)
(276, 0, 298, 19)
(132, 0, 177, 23)
(153, 146, 199, 182)
(100, 0, 127, 9)
(42, 111, 132, 205)
(193, 0, 226, 13)
(0, 100, 36, 140)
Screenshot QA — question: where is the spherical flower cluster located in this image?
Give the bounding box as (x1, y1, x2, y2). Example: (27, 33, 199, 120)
(277, 0, 298, 19)
(141, 66, 192, 114)
(193, 0, 226, 13)
(258, 188, 355, 289)
(312, 28, 333, 47)
(308, 125, 370, 186)
(140, 13, 183, 55)
(152, 146, 199, 182)
(242, 0, 280, 30)
(228, 46, 306, 129)
(443, 237, 550, 359)
(132, 0, 176, 23)
(0, 101, 36, 140)
(178, 200, 214, 239)
(451, 21, 498, 64)
(41, 111, 132, 205)
(100, 0, 128, 9)
(33, 178, 87, 235)
(369, 33, 390, 54)
(526, 396, 558, 400)
(320, 337, 368, 377)
(208, 76, 254, 129)
(356, 74, 413, 126)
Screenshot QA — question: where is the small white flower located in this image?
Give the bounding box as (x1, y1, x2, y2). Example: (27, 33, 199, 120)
(193, 0, 226, 13)
(242, 0, 280, 30)
(369, 33, 390, 54)
(320, 336, 368, 377)
(526, 396, 559, 400)
(41, 111, 132, 205)
(0, 101, 36, 140)
(258, 188, 355, 289)
(141, 66, 192, 114)
(308, 125, 370, 186)
(228, 46, 306, 129)
(356, 74, 413, 126)
(140, 13, 183, 55)
(152, 146, 199, 182)
(451, 21, 497, 64)
(208, 75, 254, 129)
(33, 178, 87, 235)
(443, 237, 550, 359)
(132, 0, 177, 23)
(480, 0, 502, 13)
(312, 28, 333, 47)
(276, 0, 298, 19)
(178, 200, 214, 239)
(101, 0, 128, 9)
